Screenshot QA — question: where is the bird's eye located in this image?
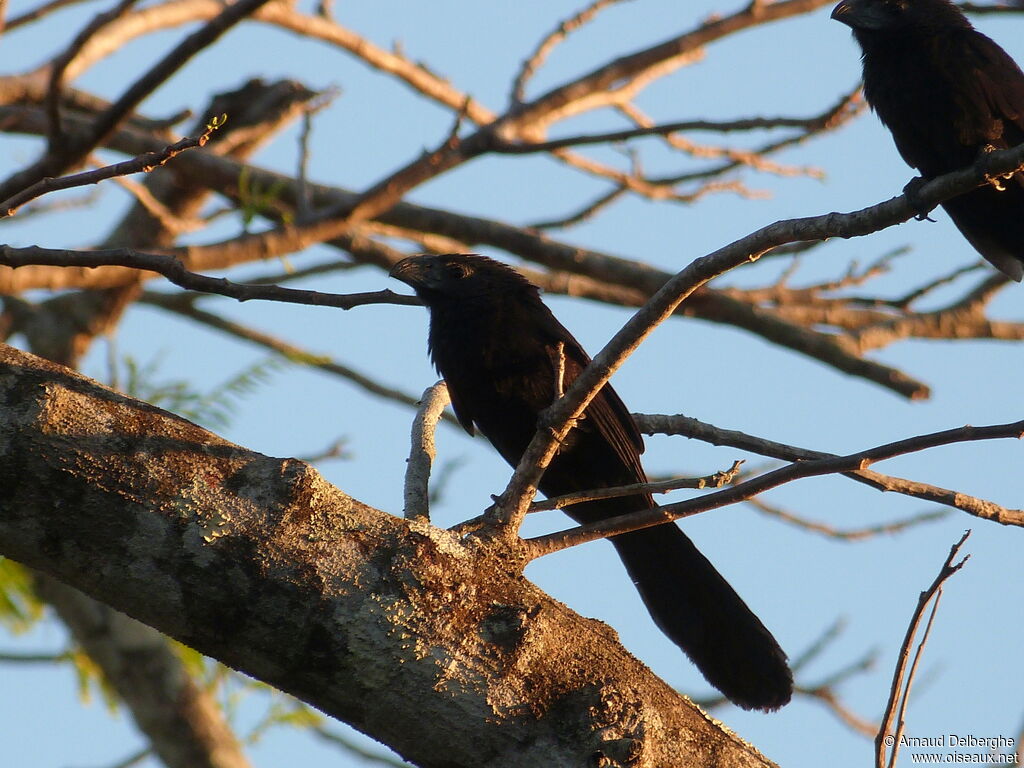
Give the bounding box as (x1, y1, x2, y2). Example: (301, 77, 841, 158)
(445, 262, 473, 279)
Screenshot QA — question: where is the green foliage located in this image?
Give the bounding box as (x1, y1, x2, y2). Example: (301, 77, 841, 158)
(0, 559, 43, 634)
(245, 693, 323, 744)
(120, 352, 291, 430)
(237, 165, 293, 232)
(206, 112, 228, 133)
(68, 646, 120, 712)
(171, 638, 324, 743)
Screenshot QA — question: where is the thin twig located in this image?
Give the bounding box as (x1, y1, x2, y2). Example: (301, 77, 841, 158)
(0, 0, 273, 204)
(109, 175, 203, 235)
(311, 725, 410, 767)
(746, 496, 948, 541)
(0, 650, 69, 663)
(635, 411, 1024, 526)
(294, 89, 338, 224)
(5, 0, 93, 31)
(2, 125, 221, 217)
(789, 618, 848, 671)
(0, 245, 419, 309)
(68, 747, 152, 768)
(294, 438, 350, 465)
(492, 109, 865, 154)
(510, 0, 633, 105)
(803, 686, 878, 739)
(526, 421, 1023, 558)
(876, 530, 972, 768)
(452, 461, 744, 536)
(791, 626, 878, 739)
(530, 460, 744, 512)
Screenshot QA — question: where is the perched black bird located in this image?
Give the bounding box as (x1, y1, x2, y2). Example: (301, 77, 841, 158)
(832, 0, 1024, 281)
(390, 253, 792, 711)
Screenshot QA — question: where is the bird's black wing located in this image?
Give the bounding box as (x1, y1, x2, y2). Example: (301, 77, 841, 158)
(535, 313, 647, 482)
(954, 30, 1024, 151)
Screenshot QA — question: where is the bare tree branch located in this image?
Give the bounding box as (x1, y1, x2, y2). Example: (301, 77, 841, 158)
(633, 411, 1024, 525)
(5, 0, 95, 31)
(0, 104, 956, 398)
(0, 245, 418, 309)
(492, 99, 862, 155)
(2, 124, 219, 216)
(876, 531, 972, 768)
(527, 420, 1024, 558)
(745, 496, 949, 541)
(510, 0, 635, 106)
(404, 381, 451, 521)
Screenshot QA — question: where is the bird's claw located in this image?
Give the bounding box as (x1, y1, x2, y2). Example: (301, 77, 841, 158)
(903, 177, 936, 222)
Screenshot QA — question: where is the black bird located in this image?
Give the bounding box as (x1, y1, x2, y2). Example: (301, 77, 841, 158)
(390, 253, 792, 711)
(832, 0, 1024, 281)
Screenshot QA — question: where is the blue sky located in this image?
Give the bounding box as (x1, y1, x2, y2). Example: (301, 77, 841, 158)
(2, 1, 1023, 766)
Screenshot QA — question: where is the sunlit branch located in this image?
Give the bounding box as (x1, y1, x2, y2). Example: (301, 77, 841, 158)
(510, 0, 631, 106)
(403, 382, 451, 520)
(635, 411, 1023, 524)
(526, 420, 1024, 558)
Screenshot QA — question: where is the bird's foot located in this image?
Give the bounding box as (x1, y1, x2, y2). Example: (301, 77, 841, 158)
(903, 176, 936, 221)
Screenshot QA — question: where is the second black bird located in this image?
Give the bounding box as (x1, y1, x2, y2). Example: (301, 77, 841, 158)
(391, 253, 792, 711)
(832, 0, 1024, 280)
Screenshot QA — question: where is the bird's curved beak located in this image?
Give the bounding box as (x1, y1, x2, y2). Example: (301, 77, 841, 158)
(389, 257, 424, 287)
(831, 0, 885, 29)
(831, 0, 855, 24)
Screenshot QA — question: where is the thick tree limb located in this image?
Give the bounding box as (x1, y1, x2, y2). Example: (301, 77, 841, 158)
(9, 80, 327, 768)
(0, 343, 778, 768)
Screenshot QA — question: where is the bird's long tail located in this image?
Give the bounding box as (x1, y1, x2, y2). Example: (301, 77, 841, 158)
(609, 523, 792, 711)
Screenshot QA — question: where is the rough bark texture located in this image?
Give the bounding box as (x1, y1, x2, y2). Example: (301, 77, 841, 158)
(0, 343, 777, 768)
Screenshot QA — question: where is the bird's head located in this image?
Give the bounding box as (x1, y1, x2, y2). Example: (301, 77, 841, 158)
(831, 0, 968, 33)
(389, 254, 537, 307)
